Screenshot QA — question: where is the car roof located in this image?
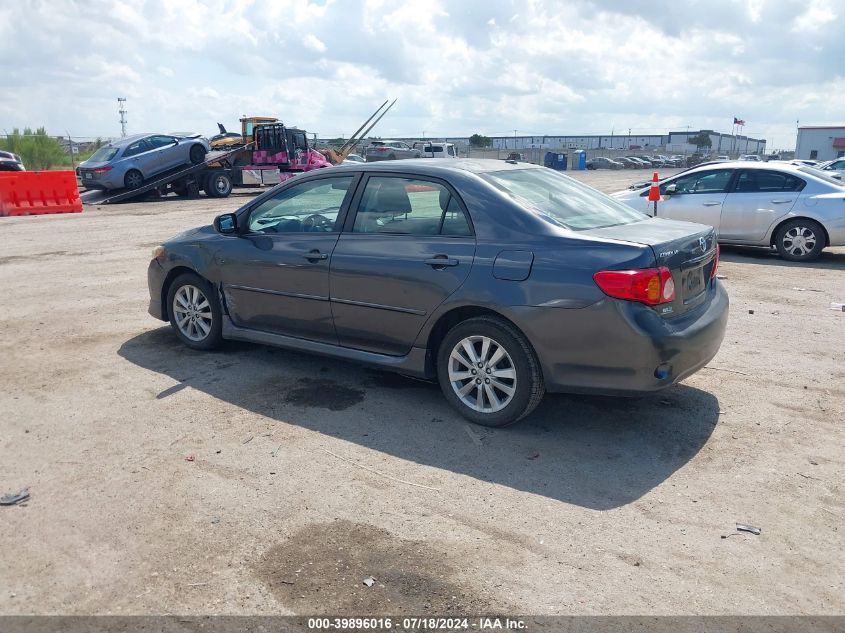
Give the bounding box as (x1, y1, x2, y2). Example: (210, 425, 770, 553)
(102, 133, 153, 148)
(336, 158, 541, 175)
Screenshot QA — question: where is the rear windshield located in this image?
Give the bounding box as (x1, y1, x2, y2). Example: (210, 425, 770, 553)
(88, 146, 119, 162)
(798, 166, 845, 187)
(481, 168, 646, 230)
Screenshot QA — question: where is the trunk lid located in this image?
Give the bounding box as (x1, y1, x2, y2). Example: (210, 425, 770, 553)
(584, 218, 718, 317)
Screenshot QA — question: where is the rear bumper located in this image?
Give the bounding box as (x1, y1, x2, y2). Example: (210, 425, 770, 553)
(511, 280, 729, 395)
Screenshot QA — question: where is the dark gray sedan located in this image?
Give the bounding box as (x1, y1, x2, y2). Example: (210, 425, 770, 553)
(148, 159, 728, 426)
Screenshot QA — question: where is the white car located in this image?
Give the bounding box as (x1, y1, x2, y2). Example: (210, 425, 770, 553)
(412, 141, 458, 158)
(739, 154, 761, 161)
(611, 161, 845, 261)
(821, 158, 845, 179)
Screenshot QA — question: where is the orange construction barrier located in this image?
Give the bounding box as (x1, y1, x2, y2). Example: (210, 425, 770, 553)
(0, 171, 83, 217)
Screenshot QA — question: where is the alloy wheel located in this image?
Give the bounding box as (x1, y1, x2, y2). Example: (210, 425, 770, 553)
(448, 335, 517, 413)
(172, 284, 213, 342)
(781, 226, 817, 258)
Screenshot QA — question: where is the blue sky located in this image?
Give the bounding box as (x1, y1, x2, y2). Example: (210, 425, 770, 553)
(1, 0, 842, 150)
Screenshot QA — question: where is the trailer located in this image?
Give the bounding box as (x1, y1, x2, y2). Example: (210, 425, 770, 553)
(87, 100, 398, 205)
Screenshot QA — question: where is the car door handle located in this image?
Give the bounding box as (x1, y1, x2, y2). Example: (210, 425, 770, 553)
(424, 256, 459, 268)
(302, 250, 328, 261)
(702, 201, 722, 207)
(771, 199, 793, 204)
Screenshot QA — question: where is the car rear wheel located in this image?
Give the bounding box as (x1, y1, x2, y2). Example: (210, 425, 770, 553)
(166, 273, 222, 350)
(189, 144, 207, 165)
(204, 172, 232, 198)
(124, 169, 143, 190)
(436, 316, 544, 427)
(774, 219, 825, 262)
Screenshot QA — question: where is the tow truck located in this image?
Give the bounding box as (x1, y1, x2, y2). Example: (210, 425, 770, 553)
(85, 100, 396, 204)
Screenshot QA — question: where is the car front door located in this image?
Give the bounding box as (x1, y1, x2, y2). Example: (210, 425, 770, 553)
(329, 175, 476, 356)
(719, 169, 804, 241)
(148, 135, 182, 172)
(218, 173, 358, 343)
(651, 168, 735, 230)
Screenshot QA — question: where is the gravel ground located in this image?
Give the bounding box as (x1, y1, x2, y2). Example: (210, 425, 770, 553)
(0, 167, 843, 615)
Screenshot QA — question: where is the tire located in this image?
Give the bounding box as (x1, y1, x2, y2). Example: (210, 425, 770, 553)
(166, 273, 223, 351)
(189, 144, 207, 165)
(124, 169, 143, 190)
(436, 316, 544, 427)
(204, 172, 232, 198)
(774, 218, 825, 262)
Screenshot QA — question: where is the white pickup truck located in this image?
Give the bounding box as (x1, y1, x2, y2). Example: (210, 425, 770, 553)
(412, 141, 458, 158)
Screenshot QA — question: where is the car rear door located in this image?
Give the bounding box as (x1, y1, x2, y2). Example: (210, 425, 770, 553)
(329, 174, 476, 356)
(719, 169, 804, 241)
(651, 168, 735, 231)
(218, 173, 358, 343)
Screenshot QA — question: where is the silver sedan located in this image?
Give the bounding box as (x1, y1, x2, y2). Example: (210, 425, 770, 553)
(77, 133, 210, 191)
(612, 161, 845, 261)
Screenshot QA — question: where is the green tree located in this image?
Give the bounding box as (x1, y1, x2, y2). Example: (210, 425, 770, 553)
(0, 127, 66, 169)
(688, 132, 712, 150)
(469, 133, 492, 148)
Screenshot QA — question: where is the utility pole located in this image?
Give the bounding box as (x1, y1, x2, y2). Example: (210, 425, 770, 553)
(117, 98, 128, 137)
(514, 129, 517, 151)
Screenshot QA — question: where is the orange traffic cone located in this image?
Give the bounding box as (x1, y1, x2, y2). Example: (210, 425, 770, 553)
(647, 171, 660, 216)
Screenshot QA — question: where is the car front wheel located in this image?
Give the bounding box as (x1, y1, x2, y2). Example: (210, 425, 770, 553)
(437, 316, 544, 427)
(774, 219, 825, 262)
(166, 273, 223, 350)
(190, 144, 207, 164)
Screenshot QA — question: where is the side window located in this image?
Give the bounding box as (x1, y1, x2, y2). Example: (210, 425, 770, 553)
(123, 140, 150, 158)
(293, 133, 307, 150)
(352, 177, 472, 236)
(448, 146, 456, 156)
(430, 146, 443, 154)
(663, 169, 733, 194)
(247, 176, 354, 234)
(149, 135, 175, 148)
(735, 170, 804, 193)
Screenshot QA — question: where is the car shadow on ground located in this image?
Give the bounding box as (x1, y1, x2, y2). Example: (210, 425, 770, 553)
(119, 327, 721, 510)
(720, 245, 845, 270)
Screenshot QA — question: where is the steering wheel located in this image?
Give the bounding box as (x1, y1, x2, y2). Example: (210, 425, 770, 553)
(301, 213, 333, 232)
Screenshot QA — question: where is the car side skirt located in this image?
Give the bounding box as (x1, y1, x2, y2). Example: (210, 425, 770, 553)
(221, 316, 431, 379)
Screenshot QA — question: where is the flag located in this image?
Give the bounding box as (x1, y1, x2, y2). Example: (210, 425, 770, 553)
(734, 117, 746, 126)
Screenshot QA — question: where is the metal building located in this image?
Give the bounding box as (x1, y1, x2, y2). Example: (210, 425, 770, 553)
(795, 126, 845, 161)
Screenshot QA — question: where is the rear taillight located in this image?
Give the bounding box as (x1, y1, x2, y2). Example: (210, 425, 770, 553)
(710, 243, 720, 279)
(593, 266, 675, 305)
(93, 166, 112, 174)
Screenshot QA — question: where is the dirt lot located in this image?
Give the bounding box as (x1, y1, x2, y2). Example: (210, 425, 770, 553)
(1, 168, 843, 616)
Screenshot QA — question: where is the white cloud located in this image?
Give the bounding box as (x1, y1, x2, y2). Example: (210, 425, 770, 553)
(0, 0, 841, 149)
(303, 33, 327, 53)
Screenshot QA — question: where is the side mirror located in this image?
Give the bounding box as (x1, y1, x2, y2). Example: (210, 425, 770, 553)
(664, 183, 678, 197)
(214, 213, 237, 234)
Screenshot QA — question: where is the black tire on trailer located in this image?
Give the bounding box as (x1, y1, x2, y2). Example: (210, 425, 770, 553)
(124, 169, 144, 189)
(172, 179, 188, 197)
(189, 144, 207, 165)
(204, 172, 233, 198)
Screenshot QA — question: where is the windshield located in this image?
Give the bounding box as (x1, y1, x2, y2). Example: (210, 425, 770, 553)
(88, 147, 119, 162)
(798, 166, 845, 186)
(481, 168, 647, 230)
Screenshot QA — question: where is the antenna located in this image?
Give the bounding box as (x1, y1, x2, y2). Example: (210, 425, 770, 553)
(117, 98, 128, 137)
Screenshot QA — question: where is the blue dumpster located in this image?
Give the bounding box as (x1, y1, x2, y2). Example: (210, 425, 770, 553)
(544, 152, 568, 170)
(572, 150, 587, 170)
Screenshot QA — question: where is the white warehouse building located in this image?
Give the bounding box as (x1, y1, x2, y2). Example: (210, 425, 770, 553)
(795, 126, 845, 161)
